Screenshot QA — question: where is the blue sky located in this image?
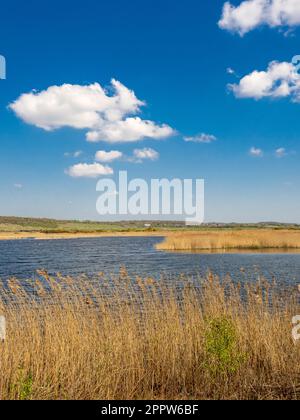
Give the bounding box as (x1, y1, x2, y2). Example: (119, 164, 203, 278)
(1, 0, 300, 222)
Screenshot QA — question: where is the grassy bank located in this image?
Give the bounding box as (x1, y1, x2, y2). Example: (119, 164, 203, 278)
(0, 270, 299, 400)
(0, 216, 157, 234)
(1, 216, 300, 238)
(156, 229, 300, 252)
(0, 216, 167, 240)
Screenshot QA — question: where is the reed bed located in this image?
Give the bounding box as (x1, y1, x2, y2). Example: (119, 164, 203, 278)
(156, 229, 300, 251)
(0, 269, 299, 400)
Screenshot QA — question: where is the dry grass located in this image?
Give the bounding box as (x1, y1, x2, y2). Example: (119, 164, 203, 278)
(156, 229, 300, 251)
(0, 269, 299, 400)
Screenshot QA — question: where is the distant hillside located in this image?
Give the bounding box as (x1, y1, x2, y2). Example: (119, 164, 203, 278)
(0, 216, 299, 234)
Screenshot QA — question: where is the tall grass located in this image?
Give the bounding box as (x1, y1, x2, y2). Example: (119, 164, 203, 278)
(156, 229, 300, 251)
(0, 269, 299, 400)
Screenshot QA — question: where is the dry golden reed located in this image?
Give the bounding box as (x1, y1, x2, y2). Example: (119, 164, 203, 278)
(0, 269, 299, 400)
(156, 229, 300, 251)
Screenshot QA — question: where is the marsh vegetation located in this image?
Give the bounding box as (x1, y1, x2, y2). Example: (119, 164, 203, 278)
(156, 229, 300, 252)
(0, 269, 299, 400)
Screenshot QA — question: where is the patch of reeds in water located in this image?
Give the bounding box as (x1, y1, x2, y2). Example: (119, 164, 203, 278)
(156, 229, 300, 252)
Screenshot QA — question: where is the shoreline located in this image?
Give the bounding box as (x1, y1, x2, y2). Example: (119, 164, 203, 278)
(0, 231, 166, 241)
(3, 229, 300, 254)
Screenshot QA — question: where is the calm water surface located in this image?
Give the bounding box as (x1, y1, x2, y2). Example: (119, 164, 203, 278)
(0, 236, 300, 286)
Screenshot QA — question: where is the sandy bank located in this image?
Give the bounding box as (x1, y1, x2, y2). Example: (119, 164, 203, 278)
(0, 231, 167, 241)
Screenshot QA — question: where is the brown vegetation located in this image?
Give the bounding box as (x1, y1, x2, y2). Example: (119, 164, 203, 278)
(0, 269, 299, 400)
(156, 229, 300, 252)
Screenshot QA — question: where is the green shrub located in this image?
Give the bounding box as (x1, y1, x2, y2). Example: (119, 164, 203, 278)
(204, 317, 245, 377)
(14, 369, 33, 400)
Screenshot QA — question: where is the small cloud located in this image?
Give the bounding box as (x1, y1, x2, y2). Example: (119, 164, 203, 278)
(95, 150, 123, 163)
(275, 147, 287, 158)
(66, 163, 113, 178)
(227, 67, 239, 77)
(229, 61, 299, 101)
(64, 151, 83, 158)
(133, 148, 159, 161)
(14, 183, 23, 189)
(227, 67, 240, 78)
(86, 117, 175, 143)
(249, 147, 263, 157)
(282, 28, 296, 38)
(73, 151, 83, 158)
(184, 133, 217, 144)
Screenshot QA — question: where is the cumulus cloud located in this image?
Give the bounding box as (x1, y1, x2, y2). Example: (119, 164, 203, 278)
(86, 117, 174, 143)
(133, 148, 159, 161)
(219, 0, 300, 36)
(10, 79, 175, 143)
(95, 150, 123, 163)
(66, 163, 113, 178)
(249, 147, 264, 157)
(229, 60, 300, 100)
(9, 80, 142, 130)
(184, 133, 217, 143)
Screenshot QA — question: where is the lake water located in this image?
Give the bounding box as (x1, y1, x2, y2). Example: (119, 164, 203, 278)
(0, 236, 300, 288)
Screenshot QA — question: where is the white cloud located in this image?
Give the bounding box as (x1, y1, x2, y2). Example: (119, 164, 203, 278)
(219, 0, 300, 36)
(184, 133, 217, 143)
(86, 117, 175, 143)
(275, 147, 287, 157)
(95, 150, 123, 162)
(66, 163, 113, 178)
(229, 60, 300, 100)
(14, 183, 23, 189)
(249, 147, 264, 157)
(10, 79, 142, 130)
(10, 79, 175, 143)
(227, 67, 236, 75)
(73, 151, 82, 158)
(64, 150, 83, 158)
(133, 148, 159, 161)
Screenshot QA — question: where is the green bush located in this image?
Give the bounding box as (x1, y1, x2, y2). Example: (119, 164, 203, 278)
(204, 317, 245, 377)
(13, 369, 33, 400)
